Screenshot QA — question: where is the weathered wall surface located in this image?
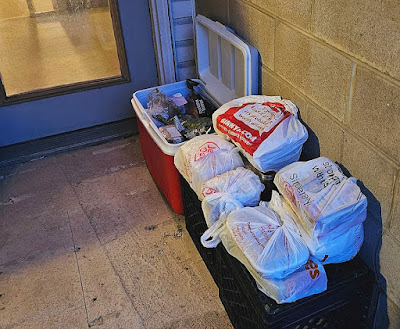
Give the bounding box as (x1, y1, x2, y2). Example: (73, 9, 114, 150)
(197, 0, 400, 327)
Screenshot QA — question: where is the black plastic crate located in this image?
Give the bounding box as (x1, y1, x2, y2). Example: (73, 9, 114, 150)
(181, 176, 374, 329)
(217, 243, 370, 329)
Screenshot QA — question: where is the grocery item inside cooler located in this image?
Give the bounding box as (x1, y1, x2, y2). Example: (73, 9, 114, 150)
(136, 80, 218, 145)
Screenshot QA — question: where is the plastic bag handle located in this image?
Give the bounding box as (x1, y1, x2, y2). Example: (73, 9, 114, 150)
(200, 229, 222, 248)
(200, 214, 228, 248)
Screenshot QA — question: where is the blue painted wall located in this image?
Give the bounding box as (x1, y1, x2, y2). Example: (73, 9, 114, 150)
(0, 0, 158, 147)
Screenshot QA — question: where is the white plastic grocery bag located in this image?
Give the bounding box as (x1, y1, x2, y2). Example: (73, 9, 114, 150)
(212, 95, 308, 172)
(274, 157, 367, 239)
(218, 216, 326, 303)
(201, 199, 309, 279)
(201, 167, 265, 226)
(297, 221, 364, 265)
(274, 188, 364, 264)
(255, 258, 327, 304)
(174, 135, 244, 197)
(274, 157, 367, 264)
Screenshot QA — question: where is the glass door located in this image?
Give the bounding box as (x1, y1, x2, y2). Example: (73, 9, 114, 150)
(0, 0, 158, 147)
(0, 0, 128, 105)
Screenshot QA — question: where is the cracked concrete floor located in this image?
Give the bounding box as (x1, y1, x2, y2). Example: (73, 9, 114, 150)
(0, 136, 233, 329)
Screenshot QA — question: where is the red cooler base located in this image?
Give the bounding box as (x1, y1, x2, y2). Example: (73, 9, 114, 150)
(137, 119, 184, 215)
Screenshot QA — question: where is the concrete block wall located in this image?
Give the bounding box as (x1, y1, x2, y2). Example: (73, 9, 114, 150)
(196, 0, 400, 327)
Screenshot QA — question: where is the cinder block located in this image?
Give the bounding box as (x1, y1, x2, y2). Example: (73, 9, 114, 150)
(350, 66, 400, 163)
(304, 104, 344, 162)
(229, 0, 275, 70)
(380, 232, 400, 308)
(342, 133, 397, 226)
(196, 0, 229, 25)
(251, 0, 312, 31)
(312, 0, 400, 81)
(388, 297, 400, 329)
(275, 22, 353, 123)
(261, 68, 307, 118)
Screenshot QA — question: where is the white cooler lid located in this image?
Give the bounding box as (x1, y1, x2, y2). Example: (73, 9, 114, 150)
(195, 15, 259, 105)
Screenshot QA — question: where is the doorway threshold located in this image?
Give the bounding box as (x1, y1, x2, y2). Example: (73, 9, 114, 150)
(0, 118, 138, 168)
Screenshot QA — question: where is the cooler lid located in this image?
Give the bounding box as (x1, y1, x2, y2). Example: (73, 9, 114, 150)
(195, 15, 258, 105)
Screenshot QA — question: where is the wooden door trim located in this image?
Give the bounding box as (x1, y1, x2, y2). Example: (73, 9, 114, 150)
(148, 0, 176, 85)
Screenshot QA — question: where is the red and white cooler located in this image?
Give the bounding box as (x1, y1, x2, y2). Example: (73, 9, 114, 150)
(131, 15, 259, 214)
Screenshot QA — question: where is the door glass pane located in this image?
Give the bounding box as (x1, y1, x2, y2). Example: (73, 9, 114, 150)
(0, 0, 121, 96)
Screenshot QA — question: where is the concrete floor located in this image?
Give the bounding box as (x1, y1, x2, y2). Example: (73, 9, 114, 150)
(0, 136, 233, 329)
(0, 7, 120, 96)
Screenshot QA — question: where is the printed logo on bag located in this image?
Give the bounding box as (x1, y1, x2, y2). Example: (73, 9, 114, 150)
(201, 187, 218, 197)
(312, 161, 343, 188)
(287, 173, 314, 208)
(194, 142, 220, 162)
(231, 222, 279, 256)
(305, 260, 320, 279)
(216, 102, 291, 155)
(282, 181, 297, 205)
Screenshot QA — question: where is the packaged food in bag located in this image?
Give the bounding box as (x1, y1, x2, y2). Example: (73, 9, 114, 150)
(201, 167, 264, 226)
(274, 157, 367, 239)
(186, 79, 215, 118)
(274, 157, 367, 264)
(174, 135, 244, 197)
(297, 220, 364, 264)
(169, 93, 188, 108)
(255, 258, 327, 304)
(182, 117, 214, 139)
(159, 125, 184, 144)
(147, 88, 180, 123)
(219, 229, 326, 303)
(201, 194, 309, 279)
(212, 95, 308, 172)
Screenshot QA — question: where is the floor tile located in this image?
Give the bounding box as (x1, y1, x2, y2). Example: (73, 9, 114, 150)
(103, 220, 232, 329)
(0, 253, 86, 329)
(67, 209, 146, 329)
(57, 137, 144, 185)
(1, 156, 66, 200)
(71, 165, 176, 245)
